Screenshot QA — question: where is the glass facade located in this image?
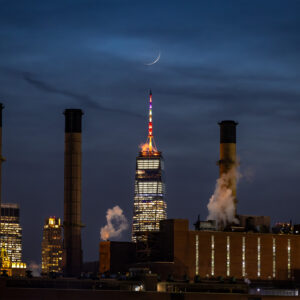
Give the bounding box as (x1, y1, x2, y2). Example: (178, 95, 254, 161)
(41, 217, 63, 274)
(132, 153, 167, 242)
(0, 203, 22, 263)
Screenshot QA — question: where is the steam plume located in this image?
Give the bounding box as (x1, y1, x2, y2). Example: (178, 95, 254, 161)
(207, 167, 240, 227)
(100, 206, 128, 240)
(28, 261, 41, 277)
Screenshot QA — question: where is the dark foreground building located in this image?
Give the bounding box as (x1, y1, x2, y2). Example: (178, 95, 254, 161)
(147, 219, 300, 281)
(100, 218, 300, 282)
(99, 241, 136, 274)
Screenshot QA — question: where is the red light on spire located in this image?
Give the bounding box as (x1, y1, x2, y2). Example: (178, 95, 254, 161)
(148, 90, 153, 151)
(141, 90, 158, 155)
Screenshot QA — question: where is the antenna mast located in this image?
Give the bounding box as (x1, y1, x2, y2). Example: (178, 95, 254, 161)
(148, 90, 153, 152)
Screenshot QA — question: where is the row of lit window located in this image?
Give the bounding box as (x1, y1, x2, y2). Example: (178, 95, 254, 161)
(137, 159, 160, 170)
(135, 182, 164, 194)
(133, 212, 166, 221)
(134, 209, 166, 215)
(196, 235, 292, 279)
(134, 194, 164, 199)
(134, 202, 166, 208)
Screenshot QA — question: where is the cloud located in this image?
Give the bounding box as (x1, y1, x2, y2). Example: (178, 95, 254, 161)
(22, 72, 143, 118)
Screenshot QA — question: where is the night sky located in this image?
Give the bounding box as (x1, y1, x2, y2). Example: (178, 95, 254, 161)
(1, 0, 300, 266)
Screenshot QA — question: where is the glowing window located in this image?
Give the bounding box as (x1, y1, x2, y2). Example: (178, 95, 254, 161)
(257, 237, 261, 277)
(211, 235, 215, 276)
(288, 239, 291, 279)
(195, 235, 199, 275)
(226, 236, 230, 276)
(242, 237, 246, 277)
(272, 238, 276, 278)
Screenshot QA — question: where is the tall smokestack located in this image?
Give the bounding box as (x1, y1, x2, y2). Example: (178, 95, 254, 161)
(0, 104, 4, 222)
(218, 120, 238, 216)
(63, 109, 83, 277)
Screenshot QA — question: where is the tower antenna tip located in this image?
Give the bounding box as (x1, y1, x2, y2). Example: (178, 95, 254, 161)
(149, 89, 152, 95)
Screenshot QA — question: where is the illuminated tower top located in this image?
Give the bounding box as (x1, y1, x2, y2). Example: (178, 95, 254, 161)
(141, 90, 159, 156)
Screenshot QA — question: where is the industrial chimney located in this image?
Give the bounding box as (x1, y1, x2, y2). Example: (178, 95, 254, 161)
(0, 104, 4, 222)
(63, 109, 83, 277)
(218, 120, 238, 216)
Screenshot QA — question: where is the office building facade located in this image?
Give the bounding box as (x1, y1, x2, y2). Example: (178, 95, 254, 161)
(42, 217, 63, 274)
(0, 203, 22, 263)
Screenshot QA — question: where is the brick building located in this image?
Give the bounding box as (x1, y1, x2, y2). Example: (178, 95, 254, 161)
(145, 219, 300, 281)
(100, 219, 300, 282)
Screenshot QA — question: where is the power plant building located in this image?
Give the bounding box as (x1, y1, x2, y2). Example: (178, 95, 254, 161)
(99, 118, 300, 283)
(99, 241, 136, 274)
(132, 91, 167, 243)
(0, 203, 23, 263)
(42, 217, 63, 274)
(139, 219, 300, 281)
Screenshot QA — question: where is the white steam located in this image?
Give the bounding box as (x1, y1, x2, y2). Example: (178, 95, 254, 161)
(207, 167, 240, 227)
(100, 205, 128, 240)
(28, 261, 41, 277)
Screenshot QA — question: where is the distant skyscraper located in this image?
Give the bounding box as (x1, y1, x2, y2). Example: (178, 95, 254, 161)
(42, 217, 63, 274)
(0, 203, 22, 262)
(132, 91, 167, 243)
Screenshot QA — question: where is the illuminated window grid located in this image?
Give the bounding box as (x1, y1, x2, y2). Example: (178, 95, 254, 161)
(211, 235, 215, 276)
(133, 198, 166, 234)
(0, 220, 23, 263)
(257, 237, 261, 277)
(242, 237, 246, 277)
(137, 159, 160, 170)
(135, 182, 164, 194)
(226, 236, 230, 277)
(272, 238, 276, 278)
(41, 218, 63, 274)
(132, 154, 166, 243)
(195, 235, 199, 275)
(288, 239, 291, 279)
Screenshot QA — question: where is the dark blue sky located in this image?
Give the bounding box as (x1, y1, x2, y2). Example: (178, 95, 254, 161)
(1, 0, 300, 265)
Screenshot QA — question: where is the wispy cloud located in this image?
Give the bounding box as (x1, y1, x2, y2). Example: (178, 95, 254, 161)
(22, 72, 143, 118)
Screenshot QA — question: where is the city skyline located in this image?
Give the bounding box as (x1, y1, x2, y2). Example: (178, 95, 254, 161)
(1, 0, 300, 267)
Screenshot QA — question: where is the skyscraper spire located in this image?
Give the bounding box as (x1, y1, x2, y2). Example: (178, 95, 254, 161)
(148, 90, 153, 152)
(132, 90, 167, 244)
(141, 90, 157, 155)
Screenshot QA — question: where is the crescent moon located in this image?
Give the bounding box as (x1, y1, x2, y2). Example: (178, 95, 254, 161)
(145, 52, 161, 66)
